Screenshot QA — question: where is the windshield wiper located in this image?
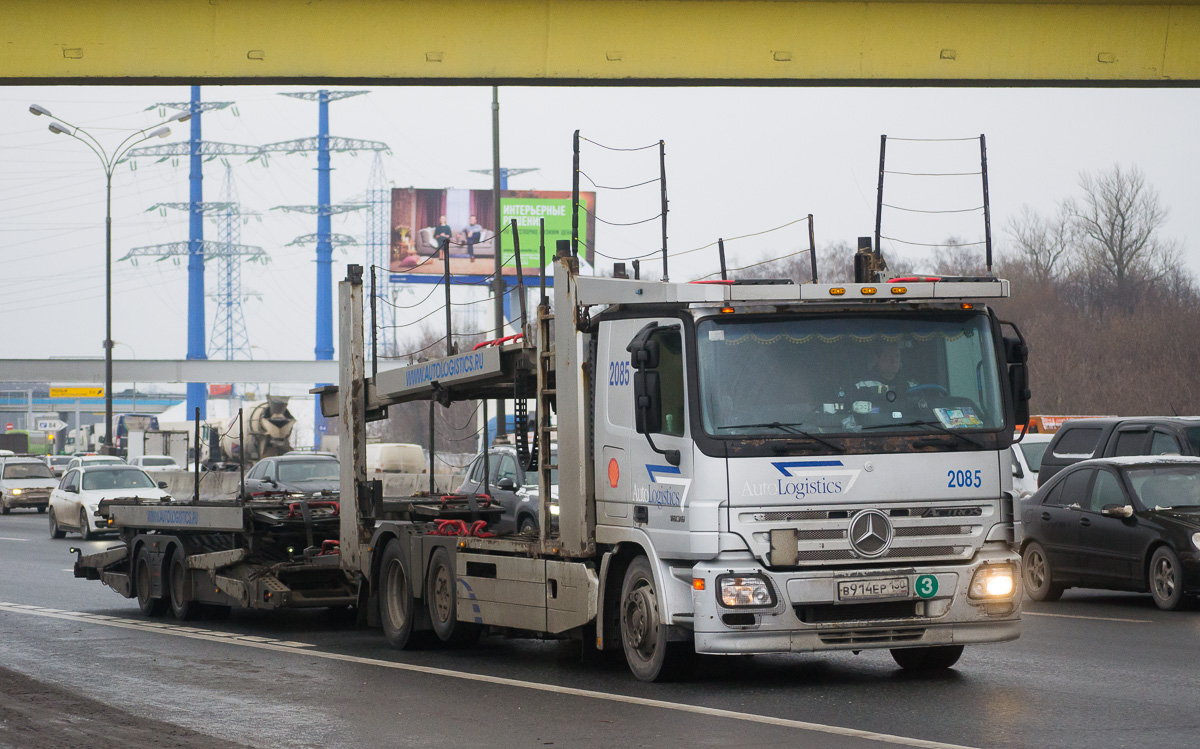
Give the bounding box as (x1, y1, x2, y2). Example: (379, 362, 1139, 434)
(717, 422, 841, 451)
(861, 419, 985, 449)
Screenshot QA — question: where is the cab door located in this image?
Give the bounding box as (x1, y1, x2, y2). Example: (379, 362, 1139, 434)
(1077, 468, 1136, 584)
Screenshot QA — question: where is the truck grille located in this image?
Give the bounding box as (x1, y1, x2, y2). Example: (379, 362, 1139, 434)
(742, 501, 993, 568)
(818, 627, 927, 646)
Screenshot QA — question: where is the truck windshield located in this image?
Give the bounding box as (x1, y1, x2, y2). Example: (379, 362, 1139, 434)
(696, 312, 1006, 437)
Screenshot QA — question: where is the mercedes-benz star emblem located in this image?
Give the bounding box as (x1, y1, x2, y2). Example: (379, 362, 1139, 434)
(848, 509, 893, 558)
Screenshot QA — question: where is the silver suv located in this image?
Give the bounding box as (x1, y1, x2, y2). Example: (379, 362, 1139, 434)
(0, 457, 58, 514)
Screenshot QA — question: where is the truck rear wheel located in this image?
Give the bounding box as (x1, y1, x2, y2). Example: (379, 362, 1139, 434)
(619, 555, 692, 682)
(380, 540, 417, 648)
(168, 552, 198, 621)
(426, 546, 481, 644)
(890, 645, 964, 671)
(135, 547, 167, 617)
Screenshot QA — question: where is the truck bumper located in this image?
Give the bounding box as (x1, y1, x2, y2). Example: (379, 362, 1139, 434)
(691, 545, 1021, 655)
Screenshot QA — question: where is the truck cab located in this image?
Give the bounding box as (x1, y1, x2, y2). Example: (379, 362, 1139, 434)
(586, 276, 1028, 665)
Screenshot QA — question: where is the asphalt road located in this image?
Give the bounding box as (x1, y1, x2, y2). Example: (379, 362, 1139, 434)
(1, 509, 1197, 749)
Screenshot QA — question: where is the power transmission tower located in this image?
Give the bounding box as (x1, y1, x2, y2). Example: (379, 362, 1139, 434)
(366, 153, 396, 360)
(123, 87, 260, 419)
(208, 165, 262, 360)
(259, 89, 389, 445)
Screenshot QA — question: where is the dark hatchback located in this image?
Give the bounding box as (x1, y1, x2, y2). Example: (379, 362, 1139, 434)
(1020, 456, 1200, 610)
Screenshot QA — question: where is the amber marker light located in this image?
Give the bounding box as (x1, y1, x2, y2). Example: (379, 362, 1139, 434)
(961, 303, 975, 310)
(861, 287, 878, 295)
(720, 306, 735, 314)
(890, 286, 907, 295)
(693, 579, 706, 591)
(829, 287, 846, 296)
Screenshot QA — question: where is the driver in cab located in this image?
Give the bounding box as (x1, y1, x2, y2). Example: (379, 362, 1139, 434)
(854, 341, 916, 400)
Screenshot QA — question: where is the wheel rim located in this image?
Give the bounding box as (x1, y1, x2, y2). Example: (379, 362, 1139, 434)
(1153, 556, 1176, 600)
(1025, 549, 1047, 591)
(622, 576, 659, 663)
(432, 563, 453, 623)
(384, 559, 408, 629)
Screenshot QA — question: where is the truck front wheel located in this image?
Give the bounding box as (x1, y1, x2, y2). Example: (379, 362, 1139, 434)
(619, 555, 691, 682)
(890, 645, 964, 671)
(380, 540, 417, 648)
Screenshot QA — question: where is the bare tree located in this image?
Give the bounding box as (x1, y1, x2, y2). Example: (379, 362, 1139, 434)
(930, 237, 986, 277)
(1065, 164, 1181, 310)
(1004, 204, 1075, 283)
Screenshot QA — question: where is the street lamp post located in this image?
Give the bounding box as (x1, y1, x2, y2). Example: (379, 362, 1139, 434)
(30, 104, 188, 455)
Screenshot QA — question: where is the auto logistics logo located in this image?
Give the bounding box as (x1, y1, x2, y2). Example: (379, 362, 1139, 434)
(738, 460, 860, 499)
(633, 464, 693, 509)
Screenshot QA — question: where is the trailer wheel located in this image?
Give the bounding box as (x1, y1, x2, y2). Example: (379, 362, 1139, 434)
(135, 547, 167, 617)
(168, 552, 198, 621)
(619, 555, 692, 682)
(380, 540, 417, 648)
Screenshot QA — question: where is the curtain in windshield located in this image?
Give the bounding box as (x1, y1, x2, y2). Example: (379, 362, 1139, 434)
(696, 313, 1005, 436)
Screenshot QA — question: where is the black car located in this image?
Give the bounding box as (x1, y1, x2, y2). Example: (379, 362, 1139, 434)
(1020, 456, 1200, 610)
(457, 445, 557, 535)
(1038, 417, 1200, 487)
(243, 454, 340, 496)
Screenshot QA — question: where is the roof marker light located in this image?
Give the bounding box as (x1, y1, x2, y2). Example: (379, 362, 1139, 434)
(890, 286, 907, 295)
(861, 287, 877, 295)
(720, 306, 735, 314)
(829, 287, 846, 296)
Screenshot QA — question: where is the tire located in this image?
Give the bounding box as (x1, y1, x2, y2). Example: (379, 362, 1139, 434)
(1149, 546, 1188, 611)
(168, 552, 198, 621)
(48, 509, 66, 539)
(78, 508, 93, 541)
(426, 547, 460, 642)
(380, 540, 417, 649)
(1022, 542, 1064, 602)
(891, 645, 965, 671)
(134, 547, 167, 617)
(518, 515, 537, 534)
(619, 555, 692, 682)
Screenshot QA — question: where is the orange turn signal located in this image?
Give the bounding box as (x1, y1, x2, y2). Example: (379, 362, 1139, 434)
(693, 579, 706, 591)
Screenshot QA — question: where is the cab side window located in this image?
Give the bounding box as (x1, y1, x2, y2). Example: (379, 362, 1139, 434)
(651, 329, 685, 437)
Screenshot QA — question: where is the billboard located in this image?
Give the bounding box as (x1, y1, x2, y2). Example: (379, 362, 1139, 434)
(389, 188, 596, 281)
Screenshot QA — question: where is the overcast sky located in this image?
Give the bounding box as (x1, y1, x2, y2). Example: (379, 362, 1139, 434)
(1, 85, 1196, 374)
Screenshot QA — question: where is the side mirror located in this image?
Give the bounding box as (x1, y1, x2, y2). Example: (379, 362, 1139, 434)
(158, 481, 168, 489)
(633, 370, 663, 435)
(1101, 504, 1134, 519)
(496, 477, 516, 491)
(1002, 330, 1031, 428)
(66, 485, 78, 494)
(266, 477, 278, 487)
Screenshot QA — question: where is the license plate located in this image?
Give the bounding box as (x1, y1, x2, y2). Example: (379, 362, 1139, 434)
(837, 577, 910, 602)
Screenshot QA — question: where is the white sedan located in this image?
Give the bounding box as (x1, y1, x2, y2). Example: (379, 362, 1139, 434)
(49, 465, 169, 540)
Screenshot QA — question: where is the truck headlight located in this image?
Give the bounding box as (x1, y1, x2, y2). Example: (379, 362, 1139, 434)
(1192, 532, 1200, 551)
(10, 488, 21, 495)
(969, 564, 1016, 599)
(718, 574, 776, 607)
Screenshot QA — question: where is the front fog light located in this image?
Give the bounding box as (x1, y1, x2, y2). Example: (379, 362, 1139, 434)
(718, 575, 775, 607)
(969, 564, 1015, 599)
(1192, 532, 1200, 551)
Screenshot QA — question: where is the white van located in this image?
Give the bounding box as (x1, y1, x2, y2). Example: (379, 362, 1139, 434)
(365, 443, 425, 475)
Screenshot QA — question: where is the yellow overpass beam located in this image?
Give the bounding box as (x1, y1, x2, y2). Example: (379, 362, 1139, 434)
(4, 0, 1199, 84)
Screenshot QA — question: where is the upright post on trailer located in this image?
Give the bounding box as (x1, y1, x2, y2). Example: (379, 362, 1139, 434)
(659, 139, 669, 281)
(718, 239, 727, 281)
(571, 130, 580, 259)
(370, 266, 379, 381)
(238, 408, 245, 499)
(511, 219, 528, 336)
(336, 265, 369, 574)
(193, 407, 200, 503)
(980, 134, 994, 277)
(875, 135, 887, 265)
(442, 239, 453, 357)
(807, 214, 818, 284)
(539, 218, 547, 307)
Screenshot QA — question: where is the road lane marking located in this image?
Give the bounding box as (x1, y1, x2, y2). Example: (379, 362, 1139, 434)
(0, 601, 977, 749)
(1023, 611, 1150, 624)
(0, 537, 29, 541)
